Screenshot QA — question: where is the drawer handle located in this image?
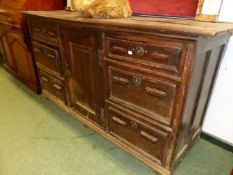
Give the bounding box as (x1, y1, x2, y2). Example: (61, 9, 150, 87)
(53, 84, 62, 90)
(112, 46, 127, 53)
(47, 31, 56, 37)
(131, 122, 138, 129)
(146, 87, 167, 98)
(132, 76, 142, 86)
(7, 17, 15, 24)
(47, 53, 56, 59)
(33, 47, 42, 53)
(113, 76, 129, 86)
(112, 116, 127, 126)
(140, 131, 158, 143)
(145, 87, 167, 98)
(41, 77, 48, 82)
(34, 27, 41, 32)
(151, 52, 169, 62)
(133, 46, 147, 56)
(41, 28, 47, 33)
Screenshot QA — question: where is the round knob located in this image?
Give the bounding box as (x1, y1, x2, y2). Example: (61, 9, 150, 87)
(134, 46, 147, 56)
(131, 122, 138, 129)
(132, 76, 142, 86)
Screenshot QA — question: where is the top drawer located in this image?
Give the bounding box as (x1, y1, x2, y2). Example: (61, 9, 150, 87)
(29, 19, 58, 43)
(0, 10, 22, 28)
(105, 33, 187, 75)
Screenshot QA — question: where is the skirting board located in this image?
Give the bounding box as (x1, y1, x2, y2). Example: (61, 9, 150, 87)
(201, 132, 233, 153)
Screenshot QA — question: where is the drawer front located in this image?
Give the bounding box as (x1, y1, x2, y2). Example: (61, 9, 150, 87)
(50, 76, 65, 102)
(33, 42, 61, 74)
(30, 20, 58, 43)
(39, 71, 51, 92)
(0, 11, 22, 27)
(38, 70, 65, 102)
(107, 105, 170, 164)
(105, 34, 184, 74)
(108, 66, 177, 124)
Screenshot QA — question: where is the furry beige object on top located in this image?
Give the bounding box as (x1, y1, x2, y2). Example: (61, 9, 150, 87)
(71, 0, 132, 18)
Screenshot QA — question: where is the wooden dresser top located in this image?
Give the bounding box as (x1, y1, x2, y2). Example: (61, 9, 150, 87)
(23, 10, 233, 37)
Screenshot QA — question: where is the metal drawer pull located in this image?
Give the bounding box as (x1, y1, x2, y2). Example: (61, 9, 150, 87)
(145, 87, 167, 98)
(47, 31, 56, 37)
(112, 46, 127, 53)
(33, 47, 42, 53)
(132, 76, 142, 86)
(34, 27, 40, 32)
(151, 52, 169, 62)
(140, 131, 158, 143)
(41, 28, 47, 33)
(133, 46, 147, 56)
(41, 77, 48, 82)
(7, 17, 15, 24)
(112, 116, 127, 126)
(113, 76, 129, 86)
(47, 53, 56, 58)
(53, 84, 62, 90)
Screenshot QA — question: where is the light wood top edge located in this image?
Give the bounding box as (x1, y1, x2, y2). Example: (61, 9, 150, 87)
(22, 10, 233, 37)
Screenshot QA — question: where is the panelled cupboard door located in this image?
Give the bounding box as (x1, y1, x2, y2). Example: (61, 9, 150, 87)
(1, 31, 16, 70)
(2, 30, 37, 83)
(0, 30, 5, 57)
(60, 27, 104, 127)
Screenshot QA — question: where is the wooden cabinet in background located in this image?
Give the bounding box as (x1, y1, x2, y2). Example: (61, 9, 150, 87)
(2, 29, 38, 90)
(25, 11, 233, 175)
(0, 0, 65, 92)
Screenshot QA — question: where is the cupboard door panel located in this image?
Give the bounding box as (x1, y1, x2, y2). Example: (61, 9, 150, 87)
(1, 31, 16, 70)
(2, 30, 37, 82)
(60, 27, 104, 126)
(0, 30, 5, 58)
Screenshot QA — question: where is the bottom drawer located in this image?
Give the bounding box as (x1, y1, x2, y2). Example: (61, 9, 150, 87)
(107, 105, 170, 164)
(38, 70, 65, 102)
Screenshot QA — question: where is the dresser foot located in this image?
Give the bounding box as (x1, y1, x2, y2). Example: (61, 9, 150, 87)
(154, 171, 163, 175)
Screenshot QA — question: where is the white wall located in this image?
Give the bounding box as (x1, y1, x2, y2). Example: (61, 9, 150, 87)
(202, 0, 233, 145)
(218, 0, 233, 22)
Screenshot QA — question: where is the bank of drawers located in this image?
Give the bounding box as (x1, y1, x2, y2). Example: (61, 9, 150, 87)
(104, 33, 187, 161)
(30, 21, 65, 103)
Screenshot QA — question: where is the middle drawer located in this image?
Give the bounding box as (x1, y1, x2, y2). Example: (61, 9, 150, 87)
(106, 65, 179, 125)
(32, 41, 62, 76)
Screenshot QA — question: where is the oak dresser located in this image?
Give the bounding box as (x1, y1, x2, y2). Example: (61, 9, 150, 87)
(24, 11, 233, 175)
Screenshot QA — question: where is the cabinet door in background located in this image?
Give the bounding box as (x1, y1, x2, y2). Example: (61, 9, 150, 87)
(2, 30, 37, 83)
